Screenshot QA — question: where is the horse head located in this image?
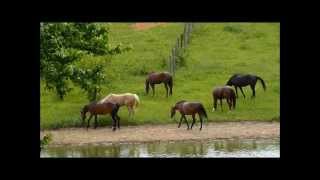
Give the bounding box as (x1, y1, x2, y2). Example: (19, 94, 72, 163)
(226, 79, 233, 86)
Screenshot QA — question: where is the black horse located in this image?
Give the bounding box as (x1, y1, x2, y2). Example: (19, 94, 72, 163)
(226, 74, 266, 98)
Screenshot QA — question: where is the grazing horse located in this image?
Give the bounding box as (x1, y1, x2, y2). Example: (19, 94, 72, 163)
(80, 101, 120, 131)
(98, 93, 140, 120)
(171, 100, 208, 130)
(145, 72, 173, 97)
(212, 86, 236, 112)
(226, 74, 266, 98)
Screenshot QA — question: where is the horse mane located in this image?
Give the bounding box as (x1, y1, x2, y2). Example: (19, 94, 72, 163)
(98, 93, 113, 103)
(176, 100, 187, 105)
(148, 71, 155, 75)
(230, 74, 241, 79)
(82, 103, 92, 113)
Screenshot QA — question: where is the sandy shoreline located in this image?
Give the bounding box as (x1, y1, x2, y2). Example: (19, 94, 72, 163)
(41, 121, 279, 146)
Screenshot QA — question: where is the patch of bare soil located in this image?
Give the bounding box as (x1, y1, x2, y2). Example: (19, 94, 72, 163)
(130, 23, 166, 30)
(41, 121, 280, 146)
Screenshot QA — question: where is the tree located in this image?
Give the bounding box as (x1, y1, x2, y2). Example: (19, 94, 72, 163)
(40, 23, 131, 100)
(70, 56, 108, 101)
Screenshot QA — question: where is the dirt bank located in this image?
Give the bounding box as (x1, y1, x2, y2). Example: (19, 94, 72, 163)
(41, 121, 279, 146)
(130, 23, 166, 30)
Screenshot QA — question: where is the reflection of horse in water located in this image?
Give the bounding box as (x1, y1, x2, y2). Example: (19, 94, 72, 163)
(226, 74, 266, 98)
(171, 100, 208, 130)
(80, 101, 120, 131)
(98, 93, 140, 120)
(212, 86, 236, 112)
(145, 72, 173, 97)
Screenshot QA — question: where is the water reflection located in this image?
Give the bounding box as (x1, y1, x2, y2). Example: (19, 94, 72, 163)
(41, 138, 279, 158)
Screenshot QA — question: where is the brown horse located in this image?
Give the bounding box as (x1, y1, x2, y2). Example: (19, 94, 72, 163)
(212, 86, 236, 112)
(80, 101, 120, 131)
(98, 93, 140, 120)
(171, 100, 208, 130)
(145, 72, 173, 97)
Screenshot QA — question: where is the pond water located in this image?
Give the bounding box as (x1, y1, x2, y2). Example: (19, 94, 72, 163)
(40, 138, 279, 158)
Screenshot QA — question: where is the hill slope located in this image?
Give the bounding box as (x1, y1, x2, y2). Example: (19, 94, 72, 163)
(40, 23, 279, 129)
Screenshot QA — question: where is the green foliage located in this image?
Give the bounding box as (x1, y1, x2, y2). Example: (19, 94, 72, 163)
(71, 56, 108, 101)
(40, 133, 52, 149)
(40, 23, 131, 100)
(175, 50, 188, 68)
(223, 24, 243, 33)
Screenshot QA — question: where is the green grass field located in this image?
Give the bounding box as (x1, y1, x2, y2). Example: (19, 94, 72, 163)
(40, 23, 280, 129)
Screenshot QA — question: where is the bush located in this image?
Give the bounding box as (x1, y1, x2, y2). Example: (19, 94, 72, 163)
(223, 25, 243, 33)
(175, 50, 188, 68)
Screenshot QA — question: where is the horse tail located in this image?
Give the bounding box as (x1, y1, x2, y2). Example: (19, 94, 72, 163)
(168, 76, 173, 95)
(256, 76, 266, 91)
(145, 79, 150, 94)
(199, 104, 208, 121)
(232, 91, 236, 109)
(133, 94, 140, 108)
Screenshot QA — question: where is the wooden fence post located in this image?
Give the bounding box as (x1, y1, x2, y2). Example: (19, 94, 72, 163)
(167, 23, 195, 76)
(180, 34, 184, 49)
(168, 55, 171, 73)
(176, 38, 179, 54)
(184, 24, 187, 48)
(172, 47, 175, 74)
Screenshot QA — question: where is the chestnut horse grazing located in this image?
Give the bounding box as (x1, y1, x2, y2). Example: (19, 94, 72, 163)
(171, 100, 208, 130)
(212, 86, 236, 112)
(145, 72, 173, 97)
(81, 101, 120, 131)
(98, 93, 140, 120)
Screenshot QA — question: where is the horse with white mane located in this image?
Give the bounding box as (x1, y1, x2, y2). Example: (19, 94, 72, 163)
(98, 93, 140, 120)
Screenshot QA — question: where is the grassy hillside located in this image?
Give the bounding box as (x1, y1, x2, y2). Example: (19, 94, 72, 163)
(40, 23, 280, 129)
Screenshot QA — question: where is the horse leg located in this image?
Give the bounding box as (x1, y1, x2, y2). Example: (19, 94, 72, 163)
(86, 114, 93, 130)
(169, 83, 172, 96)
(199, 114, 203, 131)
(220, 99, 223, 112)
(129, 106, 135, 120)
(178, 115, 183, 128)
(235, 86, 239, 98)
(111, 114, 116, 131)
(131, 106, 135, 120)
(117, 114, 120, 130)
(164, 83, 168, 97)
(190, 114, 196, 130)
(94, 115, 98, 129)
(151, 83, 155, 96)
(183, 115, 190, 130)
(127, 106, 132, 121)
(227, 98, 232, 111)
(250, 84, 256, 98)
(213, 97, 217, 112)
(239, 87, 246, 98)
(81, 116, 86, 127)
